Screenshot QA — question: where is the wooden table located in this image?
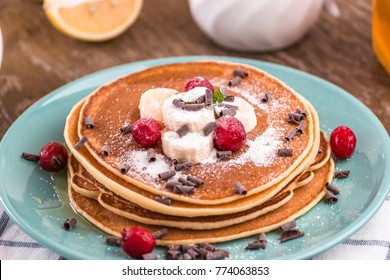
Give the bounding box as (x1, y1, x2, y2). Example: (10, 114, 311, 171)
(0, 0, 389, 141)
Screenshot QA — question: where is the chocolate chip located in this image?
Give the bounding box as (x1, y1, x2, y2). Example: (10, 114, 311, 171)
(279, 228, 304, 242)
(120, 124, 133, 135)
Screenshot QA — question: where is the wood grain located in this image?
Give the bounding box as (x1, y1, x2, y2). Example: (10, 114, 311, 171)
(0, 0, 389, 140)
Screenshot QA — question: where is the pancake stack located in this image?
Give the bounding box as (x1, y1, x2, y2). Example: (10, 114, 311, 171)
(64, 60, 334, 246)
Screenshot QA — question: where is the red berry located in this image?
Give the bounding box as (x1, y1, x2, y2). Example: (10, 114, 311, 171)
(132, 117, 161, 148)
(184, 76, 214, 93)
(330, 126, 357, 159)
(121, 226, 156, 259)
(39, 142, 68, 172)
(214, 116, 246, 151)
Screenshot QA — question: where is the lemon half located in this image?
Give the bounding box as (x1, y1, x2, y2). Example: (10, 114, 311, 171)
(43, 0, 143, 42)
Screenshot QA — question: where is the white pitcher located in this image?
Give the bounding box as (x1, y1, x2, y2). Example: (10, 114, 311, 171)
(188, 0, 339, 52)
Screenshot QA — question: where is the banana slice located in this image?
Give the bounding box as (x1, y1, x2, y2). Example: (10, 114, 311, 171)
(139, 88, 179, 124)
(215, 96, 257, 133)
(162, 130, 214, 163)
(162, 87, 215, 132)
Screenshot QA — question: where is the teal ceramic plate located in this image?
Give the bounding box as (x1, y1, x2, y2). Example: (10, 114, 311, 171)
(1, 56, 389, 260)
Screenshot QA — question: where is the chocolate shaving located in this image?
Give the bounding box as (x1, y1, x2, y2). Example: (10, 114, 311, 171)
(170, 158, 179, 166)
(153, 228, 169, 239)
(324, 190, 338, 204)
(85, 116, 95, 129)
(326, 182, 340, 195)
(220, 107, 237, 117)
(172, 98, 184, 109)
(206, 249, 230, 260)
(205, 89, 213, 106)
(175, 184, 195, 195)
(297, 120, 306, 134)
(120, 163, 129, 174)
(142, 252, 158, 260)
(334, 170, 350, 179)
(195, 95, 206, 104)
(277, 147, 293, 157)
(183, 103, 204, 111)
(105, 235, 122, 247)
(260, 92, 272, 103)
(288, 112, 305, 124)
(21, 152, 40, 162)
(218, 103, 239, 110)
(174, 162, 192, 171)
(166, 249, 181, 260)
(233, 68, 248, 78)
(63, 218, 77, 231)
(235, 181, 247, 195)
(280, 220, 297, 232)
(120, 124, 133, 135)
(176, 124, 189, 137)
(203, 121, 217, 136)
(178, 177, 196, 187)
(279, 229, 304, 242)
(216, 150, 232, 160)
(187, 175, 204, 187)
(228, 76, 241, 87)
(158, 170, 176, 180)
(258, 232, 267, 242)
(296, 108, 307, 118)
(182, 253, 192, 260)
(147, 148, 156, 162)
(245, 241, 266, 250)
(74, 136, 88, 150)
(186, 248, 199, 259)
(165, 180, 179, 190)
(285, 128, 297, 141)
(100, 145, 110, 157)
(220, 87, 235, 101)
(155, 196, 172, 206)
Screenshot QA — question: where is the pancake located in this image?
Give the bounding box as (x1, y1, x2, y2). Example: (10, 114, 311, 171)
(75, 60, 319, 204)
(310, 131, 331, 171)
(65, 100, 322, 217)
(68, 157, 334, 245)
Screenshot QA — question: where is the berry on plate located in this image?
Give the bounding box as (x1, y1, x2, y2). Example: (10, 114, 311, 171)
(21, 142, 68, 172)
(214, 116, 246, 151)
(330, 126, 357, 159)
(132, 117, 161, 148)
(121, 226, 156, 259)
(184, 76, 214, 93)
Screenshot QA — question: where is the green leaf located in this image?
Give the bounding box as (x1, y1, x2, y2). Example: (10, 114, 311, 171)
(213, 88, 224, 104)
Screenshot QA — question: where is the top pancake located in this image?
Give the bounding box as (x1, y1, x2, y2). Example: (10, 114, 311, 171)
(76, 60, 318, 204)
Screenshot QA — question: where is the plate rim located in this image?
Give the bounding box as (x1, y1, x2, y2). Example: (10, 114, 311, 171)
(1, 55, 389, 260)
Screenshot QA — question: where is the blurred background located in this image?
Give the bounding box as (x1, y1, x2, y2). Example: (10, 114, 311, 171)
(0, 0, 389, 139)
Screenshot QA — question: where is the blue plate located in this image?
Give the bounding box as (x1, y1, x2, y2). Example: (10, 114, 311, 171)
(1, 56, 389, 260)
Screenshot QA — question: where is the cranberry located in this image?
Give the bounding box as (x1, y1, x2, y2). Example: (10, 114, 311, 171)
(132, 117, 161, 148)
(21, 142, 68, 172)
(121, 226, 156, 259)
(214, 116, 246, 151)
(184, 76, 214, 93)
(330, 126, 357, 159)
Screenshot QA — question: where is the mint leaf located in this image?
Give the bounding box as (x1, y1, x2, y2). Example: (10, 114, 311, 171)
(213, 88, 224, 104)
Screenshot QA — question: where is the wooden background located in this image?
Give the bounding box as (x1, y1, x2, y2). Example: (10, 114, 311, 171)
(0, 0, 389, 141)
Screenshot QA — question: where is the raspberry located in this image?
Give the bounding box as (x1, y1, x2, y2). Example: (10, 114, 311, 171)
(184, 76, 214, 93)
(121, 226, 156, 259)
(132, 117, 161, 148)
(330, 126, 357, 159)
(214, 116, 246, 151)
(21, 142, 68, 172)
